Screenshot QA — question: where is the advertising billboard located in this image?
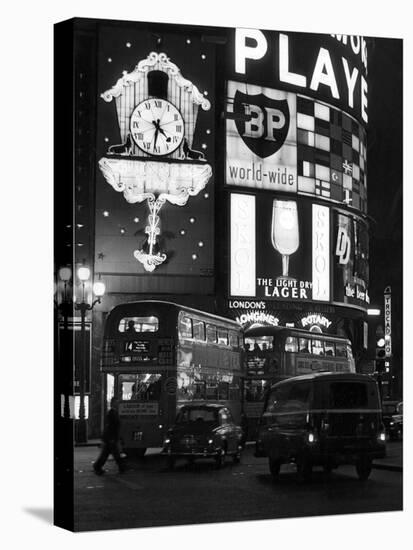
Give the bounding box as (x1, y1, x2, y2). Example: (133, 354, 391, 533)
(230, 193, 330, 302)
(228, 29, 368, 124)
(226, 85, 367, 214)
(231, 193, 369, 311)
(332, 209, 369, 308)
(95, 26, 216, 280)
(226, 81, 297, 191)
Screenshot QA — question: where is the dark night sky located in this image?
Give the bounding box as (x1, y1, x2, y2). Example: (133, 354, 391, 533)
(366, 37, 403, 364)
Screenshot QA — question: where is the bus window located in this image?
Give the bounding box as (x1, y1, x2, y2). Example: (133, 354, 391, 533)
(179, 315, 193, 339)
(336, 342, 347, 357)
(245, 336, 273, 351)
(218, 381, 230, 400)
(217, 329, 229, 346)
(206, 324, 217, 343)
(229, 382, 240, 400)
(244, 379, 267, 402)
(229, 330, 239, 349)
(194, 380, 206, 399)
(285, 336, 298, 353)
(299, 337, 310, 353)
(325, 341, 335, 356)
(118, 316, 159, 333)
(311, 339, 325, 356)
(119, 373, 162, 401)
(192, 319, 205, 341)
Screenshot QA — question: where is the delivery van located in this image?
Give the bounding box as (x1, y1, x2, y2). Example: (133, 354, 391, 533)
(255, 372, 386, 481)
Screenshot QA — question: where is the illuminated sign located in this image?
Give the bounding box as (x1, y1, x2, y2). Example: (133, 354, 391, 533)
(384, 287, 392, 357)
(226, 81, 297, 191)
(300, 314, 332, 329)
(233, 29, 368, 123)
(230, 194, 334, 303)
(312, 204, 330, 301)
(236, 311, 280, 327)
(230, 193, 256, 296)
(333, 210, 369, 308)
(226, 86, 368, 214)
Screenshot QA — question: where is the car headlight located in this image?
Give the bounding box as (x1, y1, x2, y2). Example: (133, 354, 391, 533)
(163, 438, 171, 445)
(307, 432, 316, 444)
(389, 421, 394, 426)
(208, 439, 214, 445)
(378, 432, 386, 442)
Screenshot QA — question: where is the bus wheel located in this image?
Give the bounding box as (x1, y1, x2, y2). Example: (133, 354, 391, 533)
(355, 457, 372, 481)
(269, 457, 281, 479)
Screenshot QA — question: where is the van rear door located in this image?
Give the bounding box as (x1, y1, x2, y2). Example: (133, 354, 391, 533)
(315, 378, 382, 451)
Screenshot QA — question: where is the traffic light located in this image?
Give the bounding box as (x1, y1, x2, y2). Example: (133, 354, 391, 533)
(376, 337, 386, 372)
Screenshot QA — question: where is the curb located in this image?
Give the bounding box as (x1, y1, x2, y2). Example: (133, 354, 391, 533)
(372, 463, 402, 473)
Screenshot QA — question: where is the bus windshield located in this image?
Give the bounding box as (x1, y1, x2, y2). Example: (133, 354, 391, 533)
(119, 373, 162, 401)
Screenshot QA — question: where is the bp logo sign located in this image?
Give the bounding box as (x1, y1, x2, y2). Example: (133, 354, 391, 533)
(234, 90, 290, 158)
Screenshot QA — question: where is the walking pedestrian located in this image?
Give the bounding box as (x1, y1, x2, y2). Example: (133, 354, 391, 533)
(93, 397, 125, 475)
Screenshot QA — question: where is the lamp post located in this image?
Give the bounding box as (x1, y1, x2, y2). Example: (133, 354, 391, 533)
(57, 267, 73, 420)
(75, 266, 105, 444)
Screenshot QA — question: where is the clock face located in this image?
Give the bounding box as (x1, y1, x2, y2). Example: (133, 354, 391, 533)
(130, 98, 185, 156)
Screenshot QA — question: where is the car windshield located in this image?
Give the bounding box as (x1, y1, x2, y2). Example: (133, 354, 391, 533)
(176, 408, 218, 424)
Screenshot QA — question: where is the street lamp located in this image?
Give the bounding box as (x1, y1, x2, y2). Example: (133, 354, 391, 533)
(56, 267, 73, 420)
(75, 266, 106, 444)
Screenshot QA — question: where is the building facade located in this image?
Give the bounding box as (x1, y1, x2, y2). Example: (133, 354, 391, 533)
(56, 19, 373, 437)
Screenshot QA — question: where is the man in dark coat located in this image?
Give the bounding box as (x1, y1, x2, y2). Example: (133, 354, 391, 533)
(93, 397, 125, 474)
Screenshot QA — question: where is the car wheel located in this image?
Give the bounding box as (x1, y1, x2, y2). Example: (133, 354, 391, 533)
(166, 456, 175, 470)
(269, 457, 281, 479)
(296, 458, 312, 482)
(355, 457, 372, 481)
(215, 449, 225, 469)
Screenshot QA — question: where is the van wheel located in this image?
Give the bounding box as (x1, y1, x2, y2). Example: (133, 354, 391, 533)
(269, 457, 281, 479)
(297, 458, 312, 482)
(355, 457, 372, 481)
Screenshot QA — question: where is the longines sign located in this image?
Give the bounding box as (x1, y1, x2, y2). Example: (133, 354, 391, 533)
(232, 29, 368, 124)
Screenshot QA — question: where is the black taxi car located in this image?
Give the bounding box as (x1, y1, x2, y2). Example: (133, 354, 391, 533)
(161, 403, 243, 469)
(255, 372, 386, 481)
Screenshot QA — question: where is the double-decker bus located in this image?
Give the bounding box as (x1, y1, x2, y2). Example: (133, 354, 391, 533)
(242, 325, 356, 440)
(100, 301, 243, 456)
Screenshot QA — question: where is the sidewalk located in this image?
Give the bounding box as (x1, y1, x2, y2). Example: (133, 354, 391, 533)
(372, 440, 403, 472)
